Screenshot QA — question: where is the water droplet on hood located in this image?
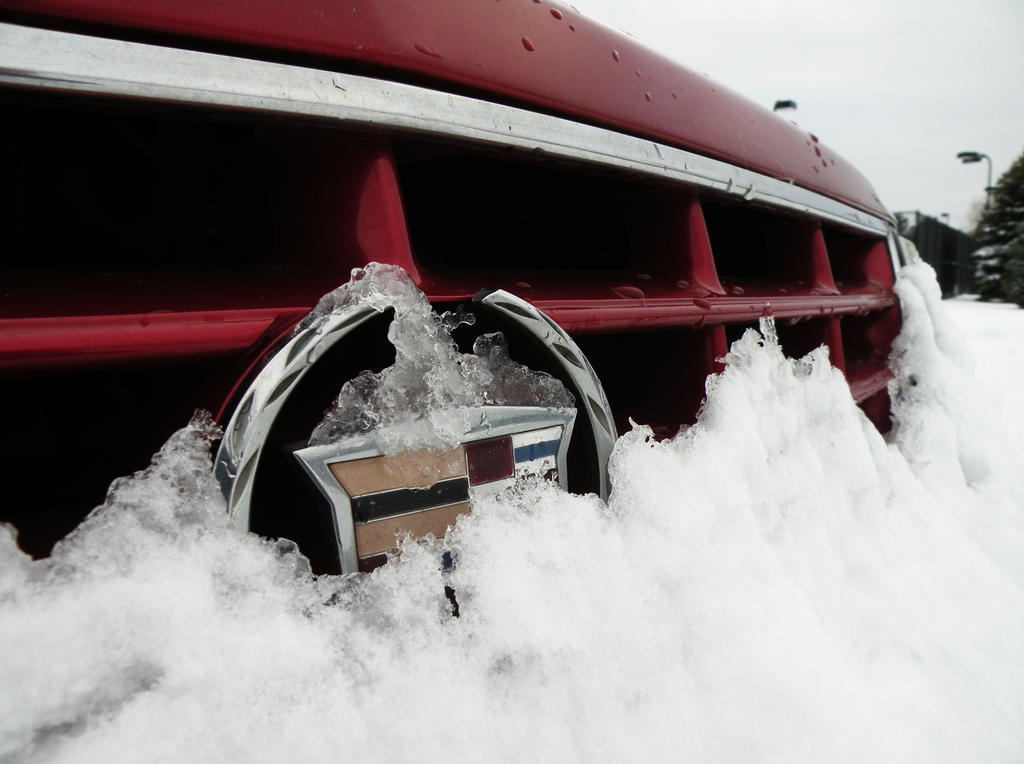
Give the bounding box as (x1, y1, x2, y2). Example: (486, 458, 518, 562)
(612, 286, 646, 300)
(414, 42, 443, 59)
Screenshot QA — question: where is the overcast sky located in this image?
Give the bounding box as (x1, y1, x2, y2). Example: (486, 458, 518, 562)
(569, 0, 1024, 232)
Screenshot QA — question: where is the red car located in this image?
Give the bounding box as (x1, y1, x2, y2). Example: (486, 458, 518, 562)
(0, 0, 904, 572)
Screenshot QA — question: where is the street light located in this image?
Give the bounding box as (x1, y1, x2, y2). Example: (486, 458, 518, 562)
(772, 99, 797, 113)
(957, 151, 993, 209)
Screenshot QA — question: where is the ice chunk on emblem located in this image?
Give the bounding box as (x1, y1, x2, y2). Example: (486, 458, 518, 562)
(292, 405, 575, 573)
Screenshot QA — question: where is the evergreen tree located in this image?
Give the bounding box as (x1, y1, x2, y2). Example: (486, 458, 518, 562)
(1001, 237, 1024, 307)
(972, 245, 1005, 300)
(974, 148, 1024, 302)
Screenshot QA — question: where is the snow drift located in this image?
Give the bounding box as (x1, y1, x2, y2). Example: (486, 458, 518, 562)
(1, 263, 1023, 763)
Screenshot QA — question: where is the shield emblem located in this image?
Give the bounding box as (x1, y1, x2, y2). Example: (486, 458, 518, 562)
(292, 405, 575, 573)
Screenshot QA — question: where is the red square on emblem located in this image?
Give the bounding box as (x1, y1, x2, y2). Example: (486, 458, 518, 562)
(466, 436, 514, 485)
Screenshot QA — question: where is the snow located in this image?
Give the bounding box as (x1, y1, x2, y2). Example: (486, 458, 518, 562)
(308, 264, 573, 452)
(2, 264, 1024, 762)
(942, 295, 1024, 464)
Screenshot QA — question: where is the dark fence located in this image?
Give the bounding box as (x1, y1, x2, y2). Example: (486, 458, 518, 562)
(895, 211, 976, 296)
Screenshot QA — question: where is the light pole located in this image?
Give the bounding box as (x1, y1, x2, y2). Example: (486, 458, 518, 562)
(957, 151, 993, 209)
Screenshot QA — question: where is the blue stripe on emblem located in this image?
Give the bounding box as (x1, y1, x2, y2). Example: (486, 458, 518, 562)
(513, 439, 560, 463)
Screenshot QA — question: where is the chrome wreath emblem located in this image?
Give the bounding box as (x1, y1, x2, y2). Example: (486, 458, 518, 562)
(214, 267, 615, 574)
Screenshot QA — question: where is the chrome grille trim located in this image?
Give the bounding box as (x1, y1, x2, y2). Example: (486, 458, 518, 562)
(0, 21, 890, 236)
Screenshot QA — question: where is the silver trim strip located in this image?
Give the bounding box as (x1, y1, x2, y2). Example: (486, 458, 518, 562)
(886, 231, 904, 276)
(0, 21, 890, 235)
